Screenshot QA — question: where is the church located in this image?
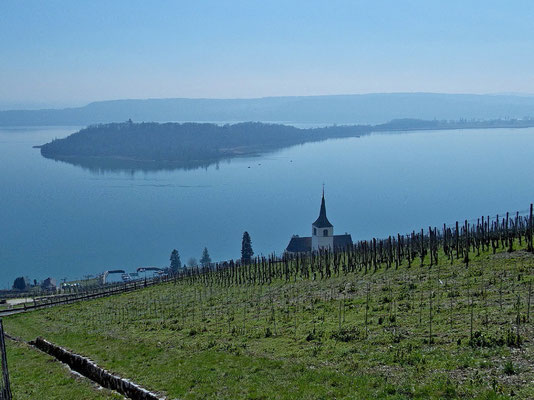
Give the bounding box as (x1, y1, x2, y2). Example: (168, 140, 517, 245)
(285, 191, 353, 253)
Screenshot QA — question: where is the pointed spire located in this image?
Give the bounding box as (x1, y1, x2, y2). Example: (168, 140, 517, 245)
(313, 187, 333, 228)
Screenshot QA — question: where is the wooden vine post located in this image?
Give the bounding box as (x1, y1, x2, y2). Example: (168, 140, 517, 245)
(0, 319, 12, 400)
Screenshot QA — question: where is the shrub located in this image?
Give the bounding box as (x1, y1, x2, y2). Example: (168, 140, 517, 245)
(331, 326, 363, 342)
(503, 361, 516, 376)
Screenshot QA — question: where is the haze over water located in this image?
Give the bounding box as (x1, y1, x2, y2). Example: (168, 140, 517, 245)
(1, 126, 534, 289)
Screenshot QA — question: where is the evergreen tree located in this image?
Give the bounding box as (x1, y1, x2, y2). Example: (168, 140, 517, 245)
(200, 247, 212, 267)
(169, 249, 181, 273)
(12, 276, 27, 290)
(241, 231, 254, 264)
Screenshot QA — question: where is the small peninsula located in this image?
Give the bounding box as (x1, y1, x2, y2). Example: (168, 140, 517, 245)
(39, 118, 534, 168)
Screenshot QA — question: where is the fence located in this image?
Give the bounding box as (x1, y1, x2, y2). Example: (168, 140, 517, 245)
(0, 320, 11, 400)
(1, 205, 532, 319)
(0, 276, 168, 317)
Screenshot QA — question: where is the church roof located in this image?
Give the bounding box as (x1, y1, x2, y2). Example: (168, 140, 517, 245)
(312, 192, 333, 228)
(286, 236, 312, 253)
(333, 234, 353, 249)
(285, 234, 353, 253)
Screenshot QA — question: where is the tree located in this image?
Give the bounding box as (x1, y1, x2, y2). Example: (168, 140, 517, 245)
(187, 257, 198, 268)
(13, 276, 27, 291)
(200, 247, 212, 267)
(241, 231, 254, 264)
(169, 249, 181, 273)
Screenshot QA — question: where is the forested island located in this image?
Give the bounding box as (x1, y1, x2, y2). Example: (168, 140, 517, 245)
(39, 121, 370, 164)
(39, 118, 534, 170)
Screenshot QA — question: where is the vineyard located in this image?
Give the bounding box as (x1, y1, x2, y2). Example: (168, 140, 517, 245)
(4, 207, 534, 399)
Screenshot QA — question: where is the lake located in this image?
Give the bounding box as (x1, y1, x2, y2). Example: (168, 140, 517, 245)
(1, 126, 534, 289)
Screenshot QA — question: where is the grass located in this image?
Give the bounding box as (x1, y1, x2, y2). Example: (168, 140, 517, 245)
(5, 339, 122, 399)
(3, 241, 534, 399)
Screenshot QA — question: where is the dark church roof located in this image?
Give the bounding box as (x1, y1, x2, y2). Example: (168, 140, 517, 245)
(333, 234, 353, 248)
(286, 236, 312, 253)
(312, 192, 333, 228)
(285, 234, 353, 253)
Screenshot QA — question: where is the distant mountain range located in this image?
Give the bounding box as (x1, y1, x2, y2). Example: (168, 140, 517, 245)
(2, 93, 534, 126)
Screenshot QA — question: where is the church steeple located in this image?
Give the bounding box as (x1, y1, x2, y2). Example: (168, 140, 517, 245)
(285, 187, 352, 254)
(312, 188, 333, 228)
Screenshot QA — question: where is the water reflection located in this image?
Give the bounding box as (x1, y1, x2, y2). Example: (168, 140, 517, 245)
(41, 154, 229, 174)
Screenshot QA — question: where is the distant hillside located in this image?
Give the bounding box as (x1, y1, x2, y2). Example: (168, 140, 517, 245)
(3, 93, 534, 126)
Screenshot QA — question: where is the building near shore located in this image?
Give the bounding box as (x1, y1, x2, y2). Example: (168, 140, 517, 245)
(285, 191, 352, 253)
(41, 277, 57, 291)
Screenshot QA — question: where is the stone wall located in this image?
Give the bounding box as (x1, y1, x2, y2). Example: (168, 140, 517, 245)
(31, 337, 165, 400)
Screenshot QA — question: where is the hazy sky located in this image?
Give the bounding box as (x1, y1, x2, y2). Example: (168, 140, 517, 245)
(1, 1, 534, 108)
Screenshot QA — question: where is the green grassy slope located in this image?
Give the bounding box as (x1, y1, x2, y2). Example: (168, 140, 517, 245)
(5, 339, 122, 399)
(4, 243, 534, 399)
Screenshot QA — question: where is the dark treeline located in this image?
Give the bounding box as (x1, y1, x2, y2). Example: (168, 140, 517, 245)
(375, 117, 534, 131)
(39, 118, 534, 166)
(175, 205, 534, 287)
(39, 121, 370, 164)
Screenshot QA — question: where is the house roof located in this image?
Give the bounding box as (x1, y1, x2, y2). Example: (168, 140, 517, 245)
(285, 234, 353, 253)
(312, 192, 333, 228)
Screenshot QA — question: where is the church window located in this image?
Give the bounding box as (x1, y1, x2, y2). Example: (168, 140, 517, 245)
(323, 229, 328, 236)
(313, 228, 317, 235)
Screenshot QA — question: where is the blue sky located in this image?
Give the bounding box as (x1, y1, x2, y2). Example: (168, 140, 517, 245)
(1, 0, 534, 108)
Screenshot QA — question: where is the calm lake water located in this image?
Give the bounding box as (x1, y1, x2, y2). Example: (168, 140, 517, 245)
(1, 126, 534, 289)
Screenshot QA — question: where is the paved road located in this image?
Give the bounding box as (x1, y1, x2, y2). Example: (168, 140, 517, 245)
(0, 308, 28, 317)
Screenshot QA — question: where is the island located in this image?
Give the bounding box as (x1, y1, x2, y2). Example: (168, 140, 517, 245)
(38, 121, 371, 169)
(38, 118, 534, 171)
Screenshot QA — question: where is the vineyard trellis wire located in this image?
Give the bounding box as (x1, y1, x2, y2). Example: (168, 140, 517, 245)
(0, 319, 12, 400)
(39, 203, 533, 359)
(170, 203, 534, 286)
(4, 204, 532, 318)
(0, 204, 529, 400)
(3, 205, 530, 400)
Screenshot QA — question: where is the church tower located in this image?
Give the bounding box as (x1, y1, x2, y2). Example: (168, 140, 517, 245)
(311, 189, 334, 251)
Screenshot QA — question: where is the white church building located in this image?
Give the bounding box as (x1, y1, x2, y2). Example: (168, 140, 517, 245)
(285, 191, 352, 253)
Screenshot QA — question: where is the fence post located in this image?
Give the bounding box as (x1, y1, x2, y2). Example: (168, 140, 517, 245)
(529, 203, 533, 253)
(0, 319, 12, 400)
